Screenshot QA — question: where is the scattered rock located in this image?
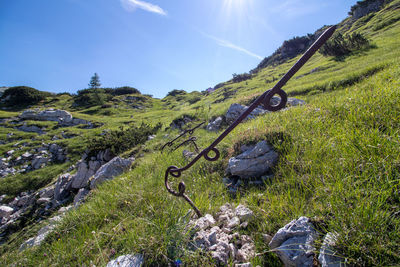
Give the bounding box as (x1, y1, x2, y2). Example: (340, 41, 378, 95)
(170, 115, 195, 130)
(183, 150, 196, 160)
(226, 141, 278, 179)
(225, 104, 266, 124)
(106, 254, 144, 267)
(318, 232, 345, 267)
(235, 205, 254, 223)
(206, 116, 223, 132)
(188, 204, 255, 265)
(90, 157, 134, 189)
(269, 216, 318, 267)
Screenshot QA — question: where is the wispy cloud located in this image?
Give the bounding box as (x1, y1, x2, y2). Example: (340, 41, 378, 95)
(203, 33, 263, 60)
(121, 0, 167, 16)
(271, 0, 319, 19)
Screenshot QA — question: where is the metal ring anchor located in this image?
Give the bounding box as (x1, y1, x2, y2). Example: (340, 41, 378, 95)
(164, 26, 337, 217)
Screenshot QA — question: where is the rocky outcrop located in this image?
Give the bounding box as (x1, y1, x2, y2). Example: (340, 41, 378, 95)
(19, 108, 90, 126)
(350, 0, 387, 19)
(16, 124, 45, 135)
(226, 141, 278, 179)
(90, 157, 135, 189)
(70, 160, 102, 189)
(269, 217, 318, 267)
(106, 254, 144, 267)
(188, 204, 255, 266)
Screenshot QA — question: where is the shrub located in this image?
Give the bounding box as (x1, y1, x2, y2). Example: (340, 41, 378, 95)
(231, 73, 252, 83)
(0, 86, 51, 107)
(166, 89, 187, 97)
(319, 32, 371, 57)
(112, 86, 141, 96)
(87, 122, 162, 157)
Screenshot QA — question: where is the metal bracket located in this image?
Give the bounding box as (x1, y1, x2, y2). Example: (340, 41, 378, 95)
(164, 26, 336, 217)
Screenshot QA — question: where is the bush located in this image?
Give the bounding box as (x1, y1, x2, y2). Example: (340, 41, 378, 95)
(166, 89, 187, 97)
(112, 86, 141, 96)
(1, 86, 51, 107)
(87, 122, 162, 157)
(231, 73, 252, 83)
(319, 32, 371, 57)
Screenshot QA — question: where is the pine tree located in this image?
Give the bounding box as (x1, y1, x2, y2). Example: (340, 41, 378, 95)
(88, 73, 102, 105)
(88, 73, 101, 89)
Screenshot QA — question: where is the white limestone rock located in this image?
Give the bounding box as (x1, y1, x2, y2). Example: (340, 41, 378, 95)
(106, 254, 144, 267)
(90, 157, 134, 189)
(226, 141, 278, 179)
(269, 216, 318, 267)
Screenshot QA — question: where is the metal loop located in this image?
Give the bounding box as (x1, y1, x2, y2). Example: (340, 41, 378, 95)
(204, 147, 220, 162)
(262, 89, 288, 111)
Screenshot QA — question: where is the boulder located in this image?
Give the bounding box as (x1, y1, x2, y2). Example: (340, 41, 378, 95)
(31, 155, 50, 170)
(90, 157, 134, 189)
(226, 141, 278, 179)
(318, 232, 345, 267)
(106, 254, 144, 267)
(269, 216, 318, 267)
(235, 205, 254, 223)
(54, 173, 72, 201)
(225, 104, 266, 124)
(70, 160, 101, 189)
(16, 124, 45, 135)
(73, 188, 90, 207)
(20, 109, 73, 124)
(0, 205, 14, 219)
(206, 116, 223, 132)
(39, 186, 55, 199)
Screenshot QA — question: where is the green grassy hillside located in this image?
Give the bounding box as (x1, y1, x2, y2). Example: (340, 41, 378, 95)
(1, 0, 400, 265)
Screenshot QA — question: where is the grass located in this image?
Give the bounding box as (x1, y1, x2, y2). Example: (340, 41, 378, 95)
(1, 1, 400, 265)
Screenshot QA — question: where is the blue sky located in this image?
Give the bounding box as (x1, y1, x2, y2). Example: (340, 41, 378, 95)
(0, 0, 358, 98)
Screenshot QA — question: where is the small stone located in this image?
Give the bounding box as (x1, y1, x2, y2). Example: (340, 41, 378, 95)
(191, 214, 216, 230)
(226, 216, 240, 229)
(240, 221, 248, 229)
(262, 234, 273, 243)
(235, 205, 254, 223)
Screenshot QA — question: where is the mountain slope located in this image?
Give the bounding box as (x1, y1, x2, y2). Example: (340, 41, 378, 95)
(1, 0, 400, 265)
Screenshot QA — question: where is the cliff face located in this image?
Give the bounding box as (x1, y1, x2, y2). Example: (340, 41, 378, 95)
(350, 0, 389, 19)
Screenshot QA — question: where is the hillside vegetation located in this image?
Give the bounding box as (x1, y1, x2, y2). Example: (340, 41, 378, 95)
(1, 0, 400, 266)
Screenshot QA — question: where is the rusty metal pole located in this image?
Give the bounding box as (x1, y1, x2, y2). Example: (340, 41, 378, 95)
(164, 26, 336, 217)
